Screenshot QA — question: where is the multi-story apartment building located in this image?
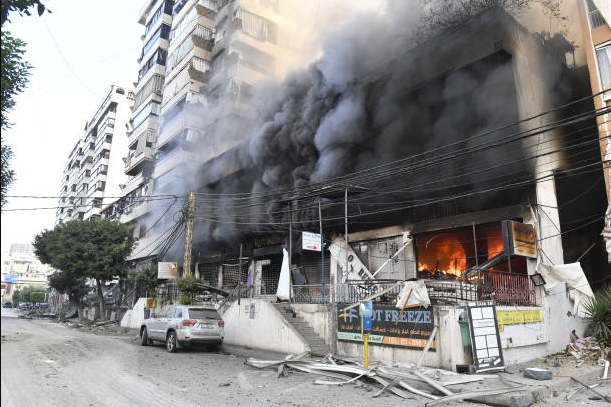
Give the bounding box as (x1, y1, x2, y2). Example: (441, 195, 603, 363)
(112, 0, 305, 263)
(579, 0, 611, 197)
(577, 0, 611, 261)
(56, 85, 133, 223)
(111, 1, 175, 244)
(1, 244, 54, 301)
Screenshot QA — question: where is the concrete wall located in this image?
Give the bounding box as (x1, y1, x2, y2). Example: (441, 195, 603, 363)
(222, 299, 309, 354)
(120, 297, 151, 329)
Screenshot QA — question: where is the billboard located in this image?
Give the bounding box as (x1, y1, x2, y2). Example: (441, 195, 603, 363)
(157, 262, 178, 279)
(1, 274, 18, 283)
(337, 304, 435, 350)
(502, 221, 537, 258)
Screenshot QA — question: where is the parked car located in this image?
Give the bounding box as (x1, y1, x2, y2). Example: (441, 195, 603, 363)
(140, 305, 224, 353)
(18, 302, 32, 310)
(2, 301, 12, 308)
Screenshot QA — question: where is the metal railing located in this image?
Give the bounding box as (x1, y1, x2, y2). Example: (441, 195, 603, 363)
(589, 9, 607, 29)
(482, 271, 536, 306)
(291, 271, 535, 306)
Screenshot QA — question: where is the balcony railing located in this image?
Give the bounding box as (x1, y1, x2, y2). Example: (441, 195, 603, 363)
(589, 9, 607, 29)
(289, 272, 536, 306)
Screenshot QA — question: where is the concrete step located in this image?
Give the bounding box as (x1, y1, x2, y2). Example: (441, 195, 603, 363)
(274, 303, 332, 354)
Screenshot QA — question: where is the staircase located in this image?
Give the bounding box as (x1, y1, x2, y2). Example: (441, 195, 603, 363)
(273, 303, 332, 355)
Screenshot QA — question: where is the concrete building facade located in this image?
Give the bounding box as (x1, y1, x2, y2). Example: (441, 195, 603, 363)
(56, 85, 133, 223)
(1, 244, 53, 302)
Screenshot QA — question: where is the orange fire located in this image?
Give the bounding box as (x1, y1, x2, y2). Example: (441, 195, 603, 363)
(417, 234, 467, 277)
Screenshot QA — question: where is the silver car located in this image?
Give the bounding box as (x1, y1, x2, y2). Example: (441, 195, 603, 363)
(140, 304, 225, 352)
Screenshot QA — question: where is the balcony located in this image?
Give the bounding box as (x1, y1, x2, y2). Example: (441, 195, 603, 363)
(589, 9, 607, 29)
(124, 146, 155, 176)
(156, 113, 206, 149)
(128, 117, 158, 148)
(196, 0, 218, 15)
(132, 74, 164, 112)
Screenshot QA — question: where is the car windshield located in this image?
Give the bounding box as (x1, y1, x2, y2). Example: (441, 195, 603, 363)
(188, 308, 221, 320)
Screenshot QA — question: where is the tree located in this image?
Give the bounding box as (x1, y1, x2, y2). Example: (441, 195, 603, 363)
(48, 271, 89, 322)
(34, 220, 135, 321)
(1, 0, 49, 26)
(12, 289, 20, 305)
(1, 0, 49, 207)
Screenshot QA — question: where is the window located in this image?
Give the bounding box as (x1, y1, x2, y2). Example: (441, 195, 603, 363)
(141, 24, 171, 58)
(145, 1, 173, 35)
(96, 181, 106, 191)
(596, 45, 611, 96)
(174, 309, 183, 318)
(188, 308, 221, 320)
(132, 101, 161, 129)
(138, 49, 168, 81)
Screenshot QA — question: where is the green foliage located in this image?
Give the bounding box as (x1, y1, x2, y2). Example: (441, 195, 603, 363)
(34, 220, 136, 282)
(12, 285, 44, 303)
(179, 294, 192, 305)
(176, 276, 201, 294)
(0, 30, 29, 206)
(35, 220, 135, 319)
(30, 291, 45, 303)
(1, 139, 14, 208)
(1, 0, 50, 206)
(48, 271, 88, 304)
(0, 31, 29, 131)
(135, 266, 161, 296)
(583, 285, 611, 345)
(1, 0, 49, 26)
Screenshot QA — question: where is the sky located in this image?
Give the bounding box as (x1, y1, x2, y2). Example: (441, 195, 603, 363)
(1, 1, 143, 253)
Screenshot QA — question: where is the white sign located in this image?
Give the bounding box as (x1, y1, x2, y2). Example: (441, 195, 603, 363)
(158, 262, 178, 279)
(302, 231, 322, 252)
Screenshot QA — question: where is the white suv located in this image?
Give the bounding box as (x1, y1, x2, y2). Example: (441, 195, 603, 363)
(140, 305, 225, 352)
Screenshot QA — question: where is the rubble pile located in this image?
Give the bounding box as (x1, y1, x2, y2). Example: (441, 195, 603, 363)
(566, 336, 610, 364)
(61, 319, 129, 336)
(17, 308, 56, 319)
(245, 352, 530, 406)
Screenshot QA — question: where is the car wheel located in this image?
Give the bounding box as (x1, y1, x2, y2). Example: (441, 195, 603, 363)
(166, 331, 178, 353)
(140, 327, 151, 346)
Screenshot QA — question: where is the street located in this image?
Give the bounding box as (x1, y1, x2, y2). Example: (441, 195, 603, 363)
(1, 308, 428, 407)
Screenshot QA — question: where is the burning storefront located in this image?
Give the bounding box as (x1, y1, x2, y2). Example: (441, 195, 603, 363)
(141, 4, 607, 370)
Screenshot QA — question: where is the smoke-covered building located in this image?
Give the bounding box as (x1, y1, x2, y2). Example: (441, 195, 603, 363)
(113, 0, 311, 265)
(114, 2, 609, 370)
(163, 7, 605, 368)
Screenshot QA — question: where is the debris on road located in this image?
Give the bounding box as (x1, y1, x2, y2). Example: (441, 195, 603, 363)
(244, 352, 528, 406)
(523, 368, 552, 381)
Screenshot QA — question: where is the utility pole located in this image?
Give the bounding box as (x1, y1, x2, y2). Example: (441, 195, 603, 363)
(183, 191, 195, 278)
(345, 187, 349, 281)
(319, 198, 325, 303)
(288, 203, 293, 305)
(238, 243, 243, 305)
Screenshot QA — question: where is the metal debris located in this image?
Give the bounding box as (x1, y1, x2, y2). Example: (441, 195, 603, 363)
(244, 352, 529, 406)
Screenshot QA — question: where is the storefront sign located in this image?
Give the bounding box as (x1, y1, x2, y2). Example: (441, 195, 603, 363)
(502, 221, 537, 258)
(157, 262, 178, 279)
(496, 309, 543, 326)
(1, 274, 18, 283)
(337, 304, 435, 350)
(467, 301, 505, 373)
(302, 231, 322, 251)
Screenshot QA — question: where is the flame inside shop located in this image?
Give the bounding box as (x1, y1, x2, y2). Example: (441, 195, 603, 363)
(416, 223, 526, 279)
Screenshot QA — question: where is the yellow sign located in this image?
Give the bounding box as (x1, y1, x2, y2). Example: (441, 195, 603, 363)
(146, 298, 157, 308)
(496, 310, 543, 328)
